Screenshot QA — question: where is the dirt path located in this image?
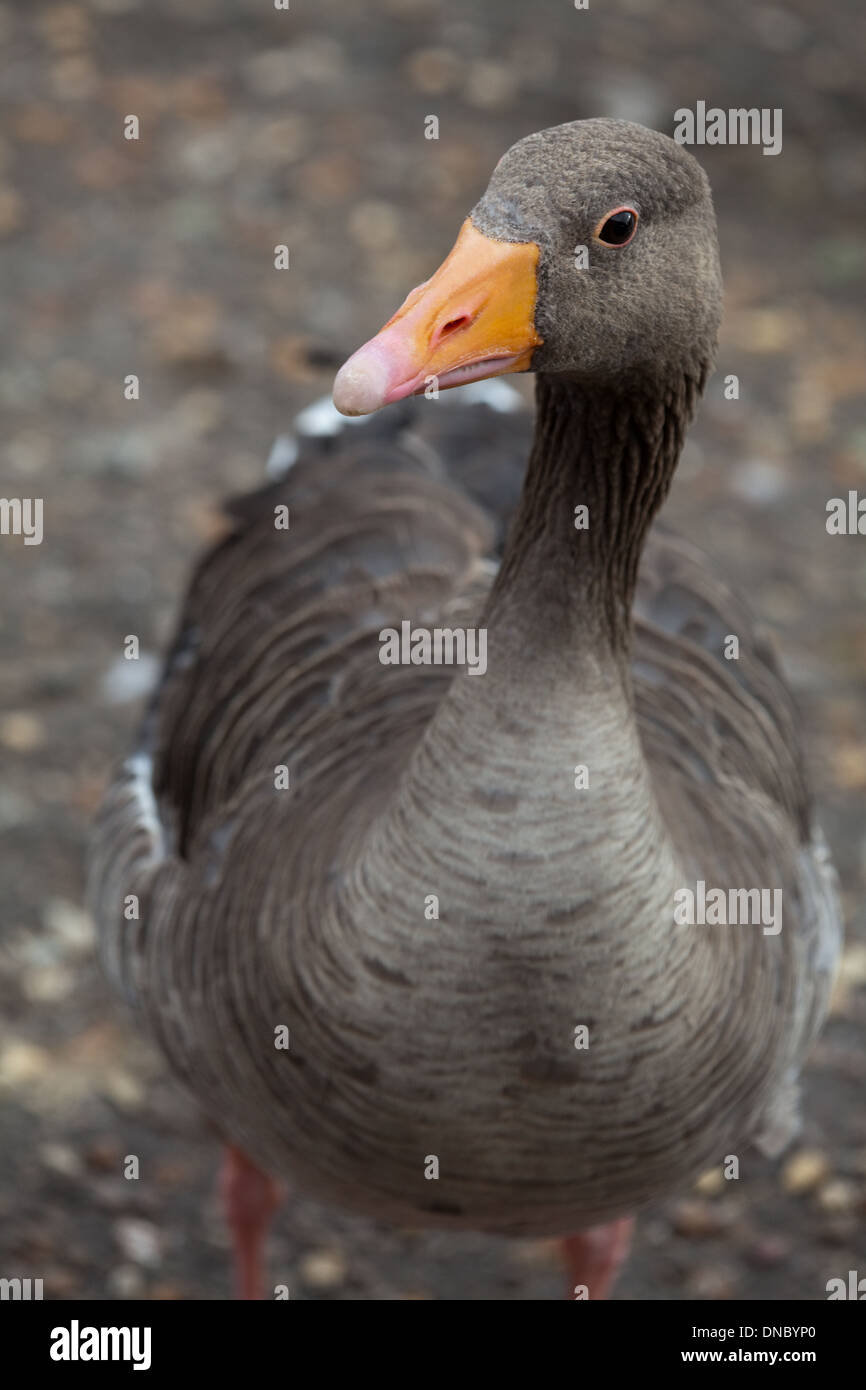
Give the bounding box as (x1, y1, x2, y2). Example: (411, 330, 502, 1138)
(0, 0, 863, 1299)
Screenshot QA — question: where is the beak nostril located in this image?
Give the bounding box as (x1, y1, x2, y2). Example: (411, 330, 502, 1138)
(434, 314, 473, 345)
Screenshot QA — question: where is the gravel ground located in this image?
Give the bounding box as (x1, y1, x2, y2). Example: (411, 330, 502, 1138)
(0, 0, 864, 1300)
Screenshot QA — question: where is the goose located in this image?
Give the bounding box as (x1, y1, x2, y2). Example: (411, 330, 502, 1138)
(89, 118, 841, 1301)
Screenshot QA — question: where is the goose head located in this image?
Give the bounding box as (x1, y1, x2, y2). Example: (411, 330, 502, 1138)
(333, 118, 722, 414)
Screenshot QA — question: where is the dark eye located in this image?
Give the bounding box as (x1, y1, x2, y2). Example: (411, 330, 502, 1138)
(594, 207, 638, 247)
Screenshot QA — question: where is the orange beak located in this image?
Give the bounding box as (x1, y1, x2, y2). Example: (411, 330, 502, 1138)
(333, 219, 543, 416)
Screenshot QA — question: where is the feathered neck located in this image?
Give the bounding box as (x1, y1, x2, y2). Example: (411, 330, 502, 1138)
(351, 370, 714, 947)
(485, 369, 705, 656)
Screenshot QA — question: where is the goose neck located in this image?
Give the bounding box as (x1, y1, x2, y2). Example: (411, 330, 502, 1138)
(485, 370, 702, 655)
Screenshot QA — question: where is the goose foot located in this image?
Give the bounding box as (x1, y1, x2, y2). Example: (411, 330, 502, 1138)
(561, 1216, 634, 1300)
(220, 1145, 283, 1300)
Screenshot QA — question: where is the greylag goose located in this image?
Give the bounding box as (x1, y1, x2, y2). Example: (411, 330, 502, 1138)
(89, 118, 841, 1301)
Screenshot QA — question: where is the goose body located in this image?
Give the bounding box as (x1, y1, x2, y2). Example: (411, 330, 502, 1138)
(89, 120, 840, 1253)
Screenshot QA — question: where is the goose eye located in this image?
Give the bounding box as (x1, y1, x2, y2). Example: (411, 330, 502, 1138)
(595, 207, 638, 247)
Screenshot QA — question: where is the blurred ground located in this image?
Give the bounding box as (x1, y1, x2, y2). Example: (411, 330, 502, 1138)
(0, 0, 864, 1300)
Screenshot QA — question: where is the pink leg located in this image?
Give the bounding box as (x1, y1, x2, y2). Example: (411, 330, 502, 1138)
(219, 1145, 283, 1300)
(562, 1216, 634, 1300)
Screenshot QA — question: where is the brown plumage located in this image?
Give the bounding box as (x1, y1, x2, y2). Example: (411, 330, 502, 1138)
(89, 120, 840, 1264)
